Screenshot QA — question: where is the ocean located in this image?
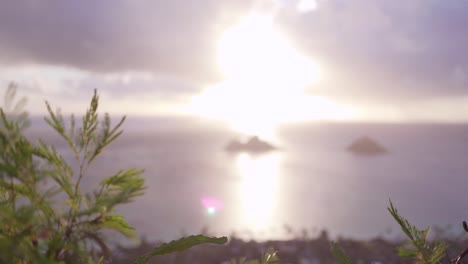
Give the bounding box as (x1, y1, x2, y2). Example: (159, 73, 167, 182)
(26, 118, 468, 243)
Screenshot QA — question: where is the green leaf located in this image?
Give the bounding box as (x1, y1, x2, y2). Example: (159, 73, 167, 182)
(100, 168, 144, 188)
(260, 247, 279, 263)
(135, 235, 228, 263)
(98, 214, 136, 239)
(88, 114, 126, 164)
(428, 241, 447, 264)
(2, 82, 30, 130)
(149, 235, 227, 255)
(388, 199, 447, 264)
(397, 246, 418, 257)
(388, 200, 417, 242)
(94, 168, 145, 209)
(0, 87, 148, 263)
(330, 241, 353, 264)
(135, 255, 148, 264)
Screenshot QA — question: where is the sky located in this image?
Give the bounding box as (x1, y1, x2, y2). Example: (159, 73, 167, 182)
(1, 0, 468, 131)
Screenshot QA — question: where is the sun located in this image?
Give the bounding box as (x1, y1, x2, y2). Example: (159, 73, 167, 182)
(186, 14, 355, 139)
(217, 15, 317, 88)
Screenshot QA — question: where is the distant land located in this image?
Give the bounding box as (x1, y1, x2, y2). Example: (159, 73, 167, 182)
(347, 136, 387, 155)
(225, 136, 277, 153)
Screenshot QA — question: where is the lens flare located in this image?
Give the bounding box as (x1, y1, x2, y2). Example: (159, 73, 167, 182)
(207, 206, 216, 215)
(201, 197, 224, 216)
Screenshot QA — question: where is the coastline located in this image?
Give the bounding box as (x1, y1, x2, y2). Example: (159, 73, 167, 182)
(113, 230, 467, 263)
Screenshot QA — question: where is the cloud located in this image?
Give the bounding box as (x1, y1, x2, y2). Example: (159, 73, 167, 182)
(1, 0, 468, 119)
(67, 72, 202, 102)
(279, 0, 468, 101)
(0, 0, 255, 83)
(0, 65, 201, 115)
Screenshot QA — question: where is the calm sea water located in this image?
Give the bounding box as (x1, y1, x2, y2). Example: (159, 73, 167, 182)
(26, 119, 468, 242)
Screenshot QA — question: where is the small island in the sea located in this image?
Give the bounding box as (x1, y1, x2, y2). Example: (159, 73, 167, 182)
(225, 136, 277, 153)
(347, 136, 387, 155)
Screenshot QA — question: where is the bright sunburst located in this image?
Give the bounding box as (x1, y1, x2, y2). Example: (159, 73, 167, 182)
(217, 15, 317, 88)
(187, 13, 355, 138)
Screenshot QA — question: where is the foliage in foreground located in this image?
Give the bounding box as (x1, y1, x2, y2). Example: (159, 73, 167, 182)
(0, 84, 145, 263)
(135, 235, 228, 264)
(4, 84, 468, 264)
(387, 200, 447, 263)
(229, 247, 279, 264)
(330, 199, 468, 264)
(0, 84, 227, 263)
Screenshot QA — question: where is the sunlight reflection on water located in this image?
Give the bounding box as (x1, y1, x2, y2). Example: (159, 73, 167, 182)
(235, 152, 282, 229)
(26, 124, 468, 242)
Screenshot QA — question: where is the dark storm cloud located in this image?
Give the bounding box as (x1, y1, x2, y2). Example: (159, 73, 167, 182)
(0, 0, 253, 83)
(280, 0, 468, 101)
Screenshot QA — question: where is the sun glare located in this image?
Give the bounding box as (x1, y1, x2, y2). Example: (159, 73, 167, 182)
(236, 153, 281, 228)
(187, 14, 356, 138)
(217, 15, 317, 88)
(296, 0, 318, 13)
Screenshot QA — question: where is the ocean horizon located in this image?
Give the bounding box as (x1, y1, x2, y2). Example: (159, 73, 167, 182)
(24, 117, 468, 243)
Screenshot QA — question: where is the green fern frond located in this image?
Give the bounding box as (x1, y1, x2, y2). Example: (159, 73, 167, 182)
(331, 241, 353, 264)
(388, 199, 447, 264)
